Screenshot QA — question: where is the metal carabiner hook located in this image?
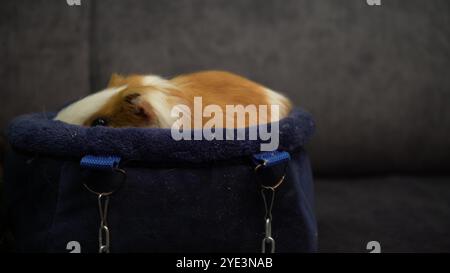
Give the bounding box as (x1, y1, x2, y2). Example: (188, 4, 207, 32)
(82, 166, 126, 254)
(262, 218, 275, 253)
(261, 187, 275, 220)
(255, 160, 288, 254)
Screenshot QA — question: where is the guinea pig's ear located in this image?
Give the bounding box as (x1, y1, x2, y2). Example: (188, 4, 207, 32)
(108, 73, 126, 87)
(122, 93, 156, 123)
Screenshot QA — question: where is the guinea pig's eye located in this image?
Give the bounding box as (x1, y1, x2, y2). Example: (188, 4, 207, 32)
(91, 117, 108, 127)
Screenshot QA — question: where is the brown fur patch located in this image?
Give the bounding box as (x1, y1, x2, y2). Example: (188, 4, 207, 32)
(170, 70, 281, 127)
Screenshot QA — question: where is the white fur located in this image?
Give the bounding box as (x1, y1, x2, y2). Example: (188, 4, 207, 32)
(54, 86, 126, 125)
(142, 91, 178, 128)
(139, 75, 183, 127)
(263, 88, 290, 119)
(140, 75, 178, 90)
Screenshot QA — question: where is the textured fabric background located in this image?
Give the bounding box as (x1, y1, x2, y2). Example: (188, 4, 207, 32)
(1, 0, 449, 174)
(0, 0, 90, 129)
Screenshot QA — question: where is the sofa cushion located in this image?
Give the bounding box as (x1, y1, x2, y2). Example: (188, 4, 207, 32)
(316, 176, 450, 252)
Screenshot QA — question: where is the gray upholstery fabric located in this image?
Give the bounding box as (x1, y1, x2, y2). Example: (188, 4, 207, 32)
(1, 0, 450, 174)
(315, 176, 450, 252)
(0, 0, 90, 132)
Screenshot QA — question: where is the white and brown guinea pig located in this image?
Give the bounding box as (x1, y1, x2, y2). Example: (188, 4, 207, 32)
(54, 70, 292, 128)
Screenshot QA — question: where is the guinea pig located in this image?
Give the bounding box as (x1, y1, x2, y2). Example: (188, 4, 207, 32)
(54, 70, 292, 129)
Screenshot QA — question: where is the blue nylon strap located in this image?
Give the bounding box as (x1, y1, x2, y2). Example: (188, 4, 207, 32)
(252, 151, 291, 168)
(80, 155, 121, 170)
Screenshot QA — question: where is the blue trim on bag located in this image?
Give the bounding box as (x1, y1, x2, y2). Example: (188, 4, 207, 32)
(252, 151, 291, 168)
(80, 155, 121, 170)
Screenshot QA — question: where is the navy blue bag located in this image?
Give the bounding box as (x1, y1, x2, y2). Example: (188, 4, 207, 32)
(4, 108, 317, 253)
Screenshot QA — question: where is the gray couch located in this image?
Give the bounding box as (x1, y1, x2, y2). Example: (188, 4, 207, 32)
(1, 0, 449, 252)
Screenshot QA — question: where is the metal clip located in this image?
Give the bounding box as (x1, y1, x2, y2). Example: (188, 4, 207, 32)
(98, 194, 110, 253)
(261, 218, 275, 253)
(82, 166, 126, 253)
(253, 151, 290, 254)
(261, 187, 276, 253)
(261, 187, 275, 220)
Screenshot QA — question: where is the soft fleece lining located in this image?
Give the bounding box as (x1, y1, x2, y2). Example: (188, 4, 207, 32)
(6, 108, 314, 164)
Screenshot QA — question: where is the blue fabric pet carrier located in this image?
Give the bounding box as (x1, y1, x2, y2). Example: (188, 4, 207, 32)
(4, 108, 317, 253)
